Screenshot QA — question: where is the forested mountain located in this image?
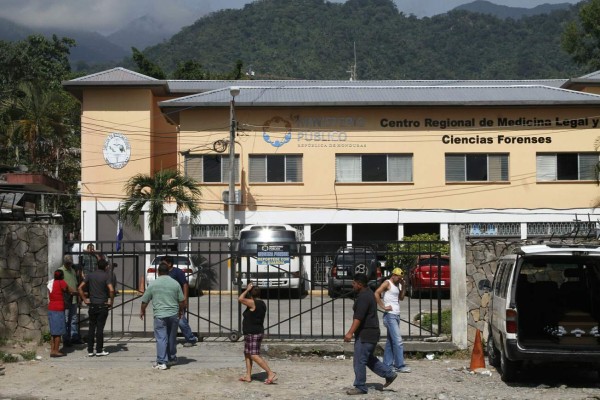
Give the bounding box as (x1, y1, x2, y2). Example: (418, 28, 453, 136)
(142, 0, 585, 80)
(0, 17, 129, 64)
(455, 1, 572, 19)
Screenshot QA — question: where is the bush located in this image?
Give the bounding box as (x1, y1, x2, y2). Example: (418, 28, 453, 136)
(0, 351, 18, 363)
(415, 309, 452, 334)
(386, 233, 449, 271)
(20, 350, 37, 361)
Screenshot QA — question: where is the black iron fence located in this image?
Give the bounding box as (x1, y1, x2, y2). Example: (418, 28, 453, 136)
(66, 239, 451, 342)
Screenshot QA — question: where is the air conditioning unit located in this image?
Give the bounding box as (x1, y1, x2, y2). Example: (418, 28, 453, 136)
(222, 190, 242, 205)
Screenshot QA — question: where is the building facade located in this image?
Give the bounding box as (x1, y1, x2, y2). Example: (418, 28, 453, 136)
(64, 68, 600, 251)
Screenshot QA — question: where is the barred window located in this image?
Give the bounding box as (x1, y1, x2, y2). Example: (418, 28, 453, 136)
(249, 155, 302, 183)
(445, 153, 508, 182)
(184, 155, 240, 183)
(335, 154, 412, 183)
(536, 153, 599, 181)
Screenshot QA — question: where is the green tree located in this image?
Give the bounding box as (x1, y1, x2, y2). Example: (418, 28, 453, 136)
(172, 60, 209, 79)
(385, 233, 449, 271)
(562, 0, 600, 71)
(131, 47, 166, 79)
(119, 169, 202, 240)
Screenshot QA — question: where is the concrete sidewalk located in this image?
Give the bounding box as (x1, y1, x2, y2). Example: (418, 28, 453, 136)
(44, 337, 458, 370)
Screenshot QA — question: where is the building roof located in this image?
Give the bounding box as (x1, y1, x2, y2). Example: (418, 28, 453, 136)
(63, 67, 600, 111)
(63, 67, 168, 100)
(561, 70, 600, 91)
(159, 84, 600, 108)
(166, 78, 568, 93)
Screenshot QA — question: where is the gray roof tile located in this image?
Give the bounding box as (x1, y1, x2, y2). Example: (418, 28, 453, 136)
(70, 67, 158, 82)
(160, 85, 600, 108)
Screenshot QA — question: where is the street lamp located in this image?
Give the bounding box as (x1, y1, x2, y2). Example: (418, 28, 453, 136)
(227, 87, 240, 240)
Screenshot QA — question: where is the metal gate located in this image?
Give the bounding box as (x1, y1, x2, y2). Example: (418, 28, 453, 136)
(67, 239, 450, 342)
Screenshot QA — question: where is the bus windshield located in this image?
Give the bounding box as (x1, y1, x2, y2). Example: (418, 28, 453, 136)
(239, 230, 298, 254)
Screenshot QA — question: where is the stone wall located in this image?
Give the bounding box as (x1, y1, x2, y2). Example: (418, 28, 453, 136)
(0, 222, 63, 342)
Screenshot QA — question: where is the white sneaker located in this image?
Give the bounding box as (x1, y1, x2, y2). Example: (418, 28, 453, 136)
(87, 352, 96, 357)
(96, 351, 109, 357)
(153, 363, 167, 370)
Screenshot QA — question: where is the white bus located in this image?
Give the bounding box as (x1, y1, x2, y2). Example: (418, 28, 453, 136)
(236, 224, 306, 298)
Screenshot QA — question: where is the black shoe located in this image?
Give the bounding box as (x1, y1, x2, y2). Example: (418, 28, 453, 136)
(346, 388, 367, 395)
(383, 373, 397, 388)
(71, 339, 85, 345)
(63, 341, 73, 347)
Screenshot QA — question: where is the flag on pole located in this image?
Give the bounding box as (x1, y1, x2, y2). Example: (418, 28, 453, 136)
(116, 219, 123, 251)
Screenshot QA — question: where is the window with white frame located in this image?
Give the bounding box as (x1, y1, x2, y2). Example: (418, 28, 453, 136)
(184, 155, 240, 183)
(445, 153, 508, 182)
(536, 153, 599, 181)
(249, 154, 303, 183)
(335, 154, 413, 182)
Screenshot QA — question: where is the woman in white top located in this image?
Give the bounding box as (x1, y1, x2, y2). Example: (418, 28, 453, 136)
(374, 268, 411, 373)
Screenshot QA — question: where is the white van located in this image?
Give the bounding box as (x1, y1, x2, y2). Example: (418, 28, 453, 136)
(481, 244, 600, 382)
(236, 224, 306, 298)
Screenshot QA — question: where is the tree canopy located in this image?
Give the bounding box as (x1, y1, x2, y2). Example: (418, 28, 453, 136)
(118, 169, 202, 240)
(562, 0, 600, 71)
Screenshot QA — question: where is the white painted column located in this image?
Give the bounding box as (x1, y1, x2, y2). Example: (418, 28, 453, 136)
(81, 201, 97, 242)
(450, 224, 468, 350)
(521, 222, 528, 240)
(397, 223, 404, 240)
(346, 224, 353, 245)
(304, 225, 312, 290)
(440, 223, 449, 241)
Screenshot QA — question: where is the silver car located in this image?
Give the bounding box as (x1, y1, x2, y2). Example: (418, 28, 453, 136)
(146, 255, 203, 296)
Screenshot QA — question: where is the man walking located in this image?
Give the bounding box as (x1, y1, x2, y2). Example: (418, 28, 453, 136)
(375, 267, 411, 373)
(78, 259, 114, 357)
(140, 261, 184, 370)
(164, 256, 198, 347)
(60, 255, 83, 346)
(344, 273, 397, 395)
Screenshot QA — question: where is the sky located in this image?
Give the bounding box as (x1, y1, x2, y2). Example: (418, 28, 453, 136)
(0, 0, 582, 35)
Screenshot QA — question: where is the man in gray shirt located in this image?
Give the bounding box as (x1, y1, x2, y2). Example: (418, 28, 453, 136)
(78, 259, 114, 357)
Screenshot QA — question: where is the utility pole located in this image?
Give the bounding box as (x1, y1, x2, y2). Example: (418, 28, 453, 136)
(228, 87, 240, 240)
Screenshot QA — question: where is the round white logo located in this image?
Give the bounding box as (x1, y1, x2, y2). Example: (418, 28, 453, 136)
(103, 133, 131, 169)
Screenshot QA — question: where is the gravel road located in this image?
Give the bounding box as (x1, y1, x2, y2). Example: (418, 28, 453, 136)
(1, 340, 600, 400)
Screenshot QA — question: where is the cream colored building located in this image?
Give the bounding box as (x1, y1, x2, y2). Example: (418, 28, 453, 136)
(64, 68, 600, 248)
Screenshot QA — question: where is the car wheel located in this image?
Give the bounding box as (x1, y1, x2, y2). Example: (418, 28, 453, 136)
(486, 330, 500, 368)
(328, 280, 338, 298)
(499, 343, 519, 382)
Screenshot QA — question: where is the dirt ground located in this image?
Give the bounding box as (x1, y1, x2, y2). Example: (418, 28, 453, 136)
(1, 340, 600, 400)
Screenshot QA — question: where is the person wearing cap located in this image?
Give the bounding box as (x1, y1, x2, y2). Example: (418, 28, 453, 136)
(59, 254, 83, 346)
(344, 273, 397, 395)
(375, 267, 411, 373)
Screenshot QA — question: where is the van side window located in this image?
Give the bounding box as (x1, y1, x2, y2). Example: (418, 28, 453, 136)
(494, 263, 506, 296)
(499, 262, 513, 298)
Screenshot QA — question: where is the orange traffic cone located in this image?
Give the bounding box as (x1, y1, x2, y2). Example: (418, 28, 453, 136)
(469, 328, 486, 371)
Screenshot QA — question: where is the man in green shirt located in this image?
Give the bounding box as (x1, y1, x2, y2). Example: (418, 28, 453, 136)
(59, 255, 83, 346)
(140, 262, 184, 370)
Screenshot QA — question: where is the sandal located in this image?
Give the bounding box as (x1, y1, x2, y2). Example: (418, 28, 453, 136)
(264, 373, 278, 385)
(238, 377, 251, 383)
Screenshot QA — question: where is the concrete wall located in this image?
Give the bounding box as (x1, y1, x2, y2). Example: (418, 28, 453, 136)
(0, 222, 63, 342)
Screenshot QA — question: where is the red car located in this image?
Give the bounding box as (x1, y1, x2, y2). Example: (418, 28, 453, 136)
(407, 255, 450, 298)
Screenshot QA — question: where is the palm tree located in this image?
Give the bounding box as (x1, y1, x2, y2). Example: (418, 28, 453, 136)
(119, 169, 202, 240)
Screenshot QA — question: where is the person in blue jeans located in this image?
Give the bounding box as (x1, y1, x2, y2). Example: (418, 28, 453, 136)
(163, 256, 198, 347)
(59, 255, 83, 346)
(344, 273, 397, 395)
(375, 267, 411, 373)
(140, 262, 184, 370)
